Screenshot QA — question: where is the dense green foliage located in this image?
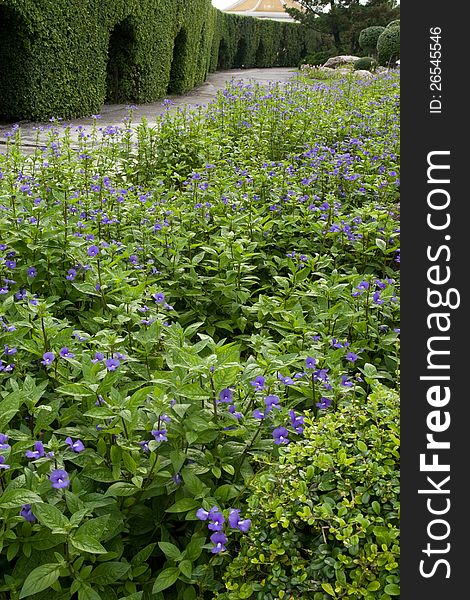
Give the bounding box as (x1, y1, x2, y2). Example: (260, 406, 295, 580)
(217, 383, 400, 600)
(354, 57, 377, 72)
(0, 0, 320, 121)
(0, 70, 399, 599)
(377, 25, 400, 65)
(285, 0, 399, 54)
(385, 19, 400, 30)
(359, 26, 385, 57)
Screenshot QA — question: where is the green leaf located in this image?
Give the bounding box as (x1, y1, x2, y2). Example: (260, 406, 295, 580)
(131, 543, 156, 565)
(372, 501, 381, 514)
(19, 563, 61, 598)
(362, 363, 378, 378)
(366, 581, 381, 591)
(33, 503, 69, 531)
(184, 537, 205, 562)
(384, 584, 400, 596)
(182, 469, 207, 497)
(104, 482, 138, 497)
(321, 583, 336, 597)
(71, 535, 107, 554)
(0, 490, 42, 509)
(165, 498, 199, 513)
(152, 567, 180, 594)
(0, 392, 22, 430)
(357, 440, 368, 453)
(158, 541, 182, 561)
(375, 237, 387, 251)
(78, 584, 103, 600)
(75, 515, 110, 540)
(88, 562, 131, 585)
(179, 559, 192, 578)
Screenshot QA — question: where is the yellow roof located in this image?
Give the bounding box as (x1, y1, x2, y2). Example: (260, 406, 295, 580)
(225, 0, 302, 15)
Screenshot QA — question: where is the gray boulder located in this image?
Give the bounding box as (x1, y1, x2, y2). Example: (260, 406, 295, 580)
(323, 55, 361, 68)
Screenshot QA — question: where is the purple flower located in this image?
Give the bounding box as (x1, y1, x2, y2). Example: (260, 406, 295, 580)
(228, 508, 241, 528)
(27, 267, 37, 278)
(66, 268, 77, 281)
(151, 429, 167, 442)
(208, 511, 225, 531)
(196, 508, 210, 521)
(138, 441, 150, 453)
(316, 397, 332, 410)
(20, 504, 36, 522)
(0, 433, 10, 451)
(305, 357, 317, 369)
(253, 408, 265, 419)
(105, 357, 120, 371)
(87, 245, 99, 257)
(210, 532, 228, 554)
(314, 368, 329, 382)
(373, 291, 385, 305)
(0, 455, 10, 469)
(41, 352, 55, 366)
(237, 519, 251, 532)
(65, 437, 85, 453)
(49, 469, 70, 489)
(219, 388, 233, 403)
(272, 427, 289, 445)
(172, 473, 182, 484)
(4, 345, 17, 355)
(25, 441, 46, 459)
(154, 292, 165, 304)
(92, 352, 104, 363)
(228, 509, 252, 532)
(341, 375, 353, 387)
(345, 352, 358, 363)
(289, 410, 305, 434)
(264, 395, 280, 411)
(60, 347, 75, 359)
(250, 375, 265, 390)
(278, 373, 294, 385)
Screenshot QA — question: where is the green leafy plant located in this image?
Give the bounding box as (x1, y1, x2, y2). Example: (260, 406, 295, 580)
(353, 57, 377, 72)
(358, 26, 385, 58)
(216, 383, 400, 600)
(377, 26, 400, 66)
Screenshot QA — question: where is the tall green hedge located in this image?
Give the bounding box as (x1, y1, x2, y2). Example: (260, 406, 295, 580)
(0, 0, 320, 121)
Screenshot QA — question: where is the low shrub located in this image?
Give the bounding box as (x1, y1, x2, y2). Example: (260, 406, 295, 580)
(299, 50, 334, 67)
(216, 383, 400, 600)
(353, 57, 377, 72)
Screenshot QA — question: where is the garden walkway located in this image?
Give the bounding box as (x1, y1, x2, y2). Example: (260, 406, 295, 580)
(0, 67, 297, 151)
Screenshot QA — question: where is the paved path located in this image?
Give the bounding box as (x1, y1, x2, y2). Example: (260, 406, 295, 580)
(0, 67, 297, 150)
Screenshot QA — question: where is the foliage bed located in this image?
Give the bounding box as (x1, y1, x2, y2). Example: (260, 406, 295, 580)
(0, 70, 400, 599)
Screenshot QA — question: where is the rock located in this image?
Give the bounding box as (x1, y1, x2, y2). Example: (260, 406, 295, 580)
(335, 68, 352, 76)
(354, 70, 374, 78)
(323, 55, 360, 69)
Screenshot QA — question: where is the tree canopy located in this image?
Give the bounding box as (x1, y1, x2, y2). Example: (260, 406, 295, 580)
(285, 0, 400, 54)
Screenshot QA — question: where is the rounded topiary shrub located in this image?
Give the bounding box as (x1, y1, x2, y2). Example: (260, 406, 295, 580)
(354, 56, 377, 72)
(377, 26, 400, 65)
(215, 383, 400, 600)
(386, 19, 400, 30)
(358, 26, 385, 56)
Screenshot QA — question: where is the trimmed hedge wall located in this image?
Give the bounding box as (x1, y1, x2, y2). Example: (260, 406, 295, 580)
(0, 0, 320, 121)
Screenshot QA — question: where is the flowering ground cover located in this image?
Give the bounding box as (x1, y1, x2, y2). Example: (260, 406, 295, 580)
(0, 71, 399, 599)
